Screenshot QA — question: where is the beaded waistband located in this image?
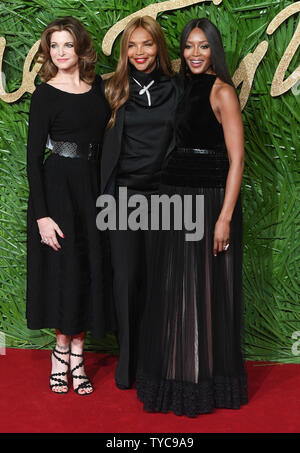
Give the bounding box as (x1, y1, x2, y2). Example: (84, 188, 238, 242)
(161, 146, 229, 188)
(176, 146, 227, 155)
(51, 140, 101, 160)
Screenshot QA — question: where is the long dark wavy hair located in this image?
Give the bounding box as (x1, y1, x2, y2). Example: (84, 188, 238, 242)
(37, 16, 96, 84)
(180, 18, 234, 87)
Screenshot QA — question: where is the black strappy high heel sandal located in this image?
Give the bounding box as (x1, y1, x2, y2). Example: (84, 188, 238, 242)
(49, 347, 70, 394)
(70, 351, 94, 395)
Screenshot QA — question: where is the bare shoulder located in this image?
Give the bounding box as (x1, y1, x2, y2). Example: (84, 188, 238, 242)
(210, 78, 240, 116)
(212, 77, 237, 102)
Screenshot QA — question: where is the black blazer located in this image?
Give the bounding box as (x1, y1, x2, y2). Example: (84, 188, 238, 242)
(100, 75, 183, 196)
(101, 106, 125, 195)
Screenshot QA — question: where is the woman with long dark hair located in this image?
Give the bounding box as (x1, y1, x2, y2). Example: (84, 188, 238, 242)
(136, 18, 248, 416)
(101, 16, 181, 390)
(26, 16, 112, 395)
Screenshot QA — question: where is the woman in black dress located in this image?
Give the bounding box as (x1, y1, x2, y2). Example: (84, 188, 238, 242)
(26, 17, 112, 394)
(101, 16, 181, 389)
(136, 18, 248, 416)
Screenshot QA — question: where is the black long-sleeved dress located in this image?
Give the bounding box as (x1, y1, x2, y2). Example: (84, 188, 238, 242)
(136, 73, 248, 417)
(26, 76, 113, 338)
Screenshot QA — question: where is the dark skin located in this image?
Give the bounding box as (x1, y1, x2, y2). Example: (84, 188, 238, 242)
(184, 27, 244, 256)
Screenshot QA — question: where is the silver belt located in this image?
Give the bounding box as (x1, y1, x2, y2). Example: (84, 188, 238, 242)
(51, 140, 101, 160)
(176, 147, 227, 155)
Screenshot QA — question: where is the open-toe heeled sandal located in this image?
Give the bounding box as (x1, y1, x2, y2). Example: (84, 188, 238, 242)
(49, 347, 70, 394)
(70, 351, 94, 395)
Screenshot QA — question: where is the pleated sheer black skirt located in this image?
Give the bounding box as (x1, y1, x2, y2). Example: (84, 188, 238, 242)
(136, 149, 248, 417)
(26, 153, 113, 338)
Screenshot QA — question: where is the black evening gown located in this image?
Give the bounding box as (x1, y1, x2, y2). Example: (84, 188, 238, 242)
(136, 73, 248, 417)
(26, 76, 113, 338)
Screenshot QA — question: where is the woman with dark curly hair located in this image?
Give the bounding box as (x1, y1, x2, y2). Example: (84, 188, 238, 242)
(26, 16, 112, 395)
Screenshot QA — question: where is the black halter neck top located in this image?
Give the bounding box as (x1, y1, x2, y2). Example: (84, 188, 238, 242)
(161, 73, 229, 188)
(175, 73, 225, 149)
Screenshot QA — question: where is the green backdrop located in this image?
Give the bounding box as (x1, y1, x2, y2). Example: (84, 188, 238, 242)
(0, 0, 299, 362)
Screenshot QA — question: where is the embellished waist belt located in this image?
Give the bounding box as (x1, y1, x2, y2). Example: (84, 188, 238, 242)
(161, 146, 229, 188)
(51, 140, 101, 160)
(176, 146, 227, 155)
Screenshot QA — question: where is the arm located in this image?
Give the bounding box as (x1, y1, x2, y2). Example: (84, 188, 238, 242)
(212, 85, 245, 256)
(27, 86, 50, 220)
(27, 86, 64, 251)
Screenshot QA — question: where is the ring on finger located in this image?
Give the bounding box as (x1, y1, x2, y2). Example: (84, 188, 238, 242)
(223, 243, 229, 251)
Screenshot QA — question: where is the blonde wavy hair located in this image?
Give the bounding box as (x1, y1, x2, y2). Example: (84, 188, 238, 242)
(105, 16, 174, 129)
(37, 16, 96, 84)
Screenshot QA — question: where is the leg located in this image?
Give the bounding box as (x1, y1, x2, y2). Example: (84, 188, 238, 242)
(50, 329, 70, 393)
(70, 331, 94, 395)
(109, 228, 144, 388)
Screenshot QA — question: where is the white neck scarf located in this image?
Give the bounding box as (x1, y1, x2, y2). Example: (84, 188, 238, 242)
(132, 78, 155, 107)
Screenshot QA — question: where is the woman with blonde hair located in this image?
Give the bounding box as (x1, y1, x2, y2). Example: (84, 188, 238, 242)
(101, 15, 182, 390)
(26, 16, 113, 395)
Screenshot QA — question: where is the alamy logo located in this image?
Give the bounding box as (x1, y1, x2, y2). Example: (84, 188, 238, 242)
(0, 331, 6, 355)
(96, 187, 204, 242)
(1, 71, 6, 91)
(291, 331, 300, 356)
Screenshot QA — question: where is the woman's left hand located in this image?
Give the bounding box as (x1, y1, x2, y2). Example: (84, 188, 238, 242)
(213, 218, 230, 256)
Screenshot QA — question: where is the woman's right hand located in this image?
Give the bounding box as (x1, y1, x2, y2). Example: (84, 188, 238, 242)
(37, 217, 65, 251)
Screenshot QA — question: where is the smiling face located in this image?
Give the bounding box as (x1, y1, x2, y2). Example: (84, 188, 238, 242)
(127, 26, 158, 74)
(50, 30, 79, 71)
(183, 27, 213, 75)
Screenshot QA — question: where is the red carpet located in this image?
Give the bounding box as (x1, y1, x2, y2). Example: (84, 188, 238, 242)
(0, 348, 299, 433)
